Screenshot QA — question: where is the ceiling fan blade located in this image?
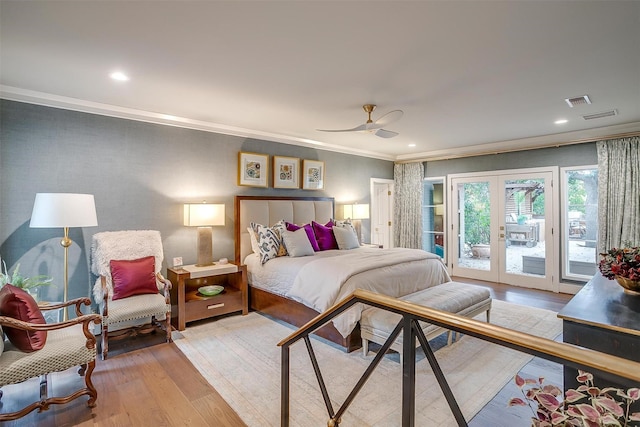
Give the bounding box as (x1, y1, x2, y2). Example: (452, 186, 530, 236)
(374, 109, 403, 127)
(375, 129, 399, 138)
(317, 123, 367, 133)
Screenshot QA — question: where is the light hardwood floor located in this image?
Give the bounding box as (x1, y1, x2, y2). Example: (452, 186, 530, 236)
(1, 281, 573, 426)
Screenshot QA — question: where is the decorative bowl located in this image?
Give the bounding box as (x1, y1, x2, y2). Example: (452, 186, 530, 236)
(198, 285, 224, 296)
(615, 276, 640, 296)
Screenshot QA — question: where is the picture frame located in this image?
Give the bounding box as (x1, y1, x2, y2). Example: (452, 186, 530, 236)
(302, 159, 325, 190)
(273, 156, 300, 189)
(238, 152, 269, 187)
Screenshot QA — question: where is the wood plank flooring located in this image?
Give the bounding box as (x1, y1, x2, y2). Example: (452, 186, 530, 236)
(0, 281, 573, 426)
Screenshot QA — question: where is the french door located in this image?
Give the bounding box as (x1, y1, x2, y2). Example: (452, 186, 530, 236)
(450, 169, 556, 291)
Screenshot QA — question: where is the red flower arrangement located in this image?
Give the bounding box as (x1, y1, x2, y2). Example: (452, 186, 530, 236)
(598, 246, 640, 281)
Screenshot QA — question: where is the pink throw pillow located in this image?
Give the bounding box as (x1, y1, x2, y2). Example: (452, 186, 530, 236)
(285, 222, 320, 252)
(0, 284, 47, 352)
(110, 256, 158, 301)
(312, 221, 339, 251)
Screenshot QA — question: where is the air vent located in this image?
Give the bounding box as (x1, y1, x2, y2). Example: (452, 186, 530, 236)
(565, 95, 592, 108)
(582, 109, 618, 120)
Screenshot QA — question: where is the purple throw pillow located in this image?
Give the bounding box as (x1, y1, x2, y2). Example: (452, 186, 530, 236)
(312, 221, 339, 251)
(285, 222, 320, 252)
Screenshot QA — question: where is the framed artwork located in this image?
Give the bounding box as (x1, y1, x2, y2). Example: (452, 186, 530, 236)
(238, 152, 269, 187)
(302, 159, 325, 190)
(273, 156, 300, 189)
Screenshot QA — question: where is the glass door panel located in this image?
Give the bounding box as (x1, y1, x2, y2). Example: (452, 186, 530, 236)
(451, 177, 499, 282)
(500, 173, 553, 290)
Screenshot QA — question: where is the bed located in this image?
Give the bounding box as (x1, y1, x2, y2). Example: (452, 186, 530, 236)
(234, 195, 451, 352)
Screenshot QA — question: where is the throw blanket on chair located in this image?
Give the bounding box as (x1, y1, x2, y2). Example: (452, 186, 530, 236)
(91, 230, 164, 302)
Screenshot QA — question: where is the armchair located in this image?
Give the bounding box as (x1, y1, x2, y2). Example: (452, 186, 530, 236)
(0, 297, 101, 421)
(90, 230, 172, 360)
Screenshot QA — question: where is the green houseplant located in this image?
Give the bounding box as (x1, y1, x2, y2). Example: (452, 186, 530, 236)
(0, 259, 53, 295)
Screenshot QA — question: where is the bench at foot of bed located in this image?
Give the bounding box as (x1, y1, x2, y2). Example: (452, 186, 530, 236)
(360, 281, 492, 362)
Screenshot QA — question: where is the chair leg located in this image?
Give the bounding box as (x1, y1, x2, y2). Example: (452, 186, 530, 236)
(102, 322, 109, 360)
(362, 338, 369, 356)
(165, 311, 172, 343)
(84, 360, 98, 408)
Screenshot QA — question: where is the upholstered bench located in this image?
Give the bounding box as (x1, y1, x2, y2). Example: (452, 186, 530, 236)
(360, 281, 492, 360)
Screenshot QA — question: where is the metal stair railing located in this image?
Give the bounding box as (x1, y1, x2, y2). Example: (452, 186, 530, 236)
(278, 289, 640, 427)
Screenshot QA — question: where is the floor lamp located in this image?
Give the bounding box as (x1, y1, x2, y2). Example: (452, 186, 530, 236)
(30, 193, 98, 320)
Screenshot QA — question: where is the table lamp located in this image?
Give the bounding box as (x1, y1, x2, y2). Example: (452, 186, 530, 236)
(184, 203, 225, 266)
(30, 193, 98, 320)
(343, 203, 370, 244)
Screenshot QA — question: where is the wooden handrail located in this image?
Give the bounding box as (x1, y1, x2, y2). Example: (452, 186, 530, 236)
(278, 289, 640, 382)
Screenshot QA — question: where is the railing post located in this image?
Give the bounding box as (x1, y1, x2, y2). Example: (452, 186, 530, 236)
(281, 344, 290, 427)
(401, 315, 416, 427)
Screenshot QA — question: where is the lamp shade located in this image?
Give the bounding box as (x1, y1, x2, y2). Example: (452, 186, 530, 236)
(352, 204, 370, 220)
(30, 193, 98, 228)
(184, 203, 225, 227)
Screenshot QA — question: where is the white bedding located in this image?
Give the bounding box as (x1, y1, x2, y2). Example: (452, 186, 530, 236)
(246, 247, 451, 337)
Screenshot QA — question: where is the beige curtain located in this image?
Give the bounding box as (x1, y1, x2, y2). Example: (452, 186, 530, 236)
(597, 136, 640, 251)
(393, 162, 424, 248)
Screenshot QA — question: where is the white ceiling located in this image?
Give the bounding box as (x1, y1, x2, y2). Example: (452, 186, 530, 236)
(1, 1, 639, 161)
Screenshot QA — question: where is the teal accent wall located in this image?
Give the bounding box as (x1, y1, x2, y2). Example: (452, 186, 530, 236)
(0, 100, 392, 304)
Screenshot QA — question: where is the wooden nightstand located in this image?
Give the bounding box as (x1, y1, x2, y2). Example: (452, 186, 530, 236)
(167, 263, 248, 331)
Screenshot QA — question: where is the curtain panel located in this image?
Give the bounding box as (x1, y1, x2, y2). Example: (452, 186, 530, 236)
(393, 162, 424, 248)
(597, 136, 640, 251)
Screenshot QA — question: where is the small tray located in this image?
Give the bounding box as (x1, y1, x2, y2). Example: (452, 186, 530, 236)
(198, 285, 224, 296)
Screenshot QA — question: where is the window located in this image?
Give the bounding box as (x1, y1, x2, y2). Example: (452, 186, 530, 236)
(561, 166, 598, 282)
(423, 177, 446, 261)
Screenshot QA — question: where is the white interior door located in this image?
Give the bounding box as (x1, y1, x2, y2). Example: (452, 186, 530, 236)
(371, 178, 394, 248)
(450, 169, 555, 291)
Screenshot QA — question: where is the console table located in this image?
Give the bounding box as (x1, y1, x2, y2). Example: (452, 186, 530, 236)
(558, 273, 640, 395)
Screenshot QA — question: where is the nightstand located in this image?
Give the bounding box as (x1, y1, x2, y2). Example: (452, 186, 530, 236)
(167, 263, 248, 331)
(362, 243, 384, 248)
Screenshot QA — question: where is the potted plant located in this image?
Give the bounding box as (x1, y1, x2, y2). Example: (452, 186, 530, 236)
(598, 245, 640, 295)
(0, 259, 53, 300)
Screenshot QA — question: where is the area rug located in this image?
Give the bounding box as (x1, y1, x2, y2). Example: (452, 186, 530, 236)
(174, 300, 561, 426)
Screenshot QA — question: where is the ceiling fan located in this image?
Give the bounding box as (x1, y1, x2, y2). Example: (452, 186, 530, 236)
(318, 104, 403, 138)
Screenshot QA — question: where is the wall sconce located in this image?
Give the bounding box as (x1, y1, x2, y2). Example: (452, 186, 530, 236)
(184, 203, 225, 266)
(30, 193, 98, 320)
(343, 203, 370, 244)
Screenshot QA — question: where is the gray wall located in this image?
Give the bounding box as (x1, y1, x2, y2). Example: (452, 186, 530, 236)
(0, 100, 393, 304)
(424, 143, 597, 177)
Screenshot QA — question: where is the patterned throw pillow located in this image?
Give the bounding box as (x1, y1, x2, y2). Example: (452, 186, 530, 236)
(251, 220, 287, 264)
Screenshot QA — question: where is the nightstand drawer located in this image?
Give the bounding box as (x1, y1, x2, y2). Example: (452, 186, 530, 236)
(184, 288, 244, 323)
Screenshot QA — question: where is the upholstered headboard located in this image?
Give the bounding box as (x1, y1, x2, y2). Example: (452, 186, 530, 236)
(234, 196, 335, 264)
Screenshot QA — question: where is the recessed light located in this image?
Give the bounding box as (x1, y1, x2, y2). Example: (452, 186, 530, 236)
(408, 143, 416, 147)
(110, 71, 129, 81)
(554, 119, 568, 125)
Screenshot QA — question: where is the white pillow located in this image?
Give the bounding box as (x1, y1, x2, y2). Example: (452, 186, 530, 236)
(247, 227, 260, 254)
(333, 225, 360, 250)
(281, 229, 315, 257)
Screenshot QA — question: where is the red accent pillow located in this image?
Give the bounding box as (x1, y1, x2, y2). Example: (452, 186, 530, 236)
(110, 256, 158, 301)
(285, 222, 320, 252)
(312, 220, 339, 251)
(0, 284, 47, 352)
